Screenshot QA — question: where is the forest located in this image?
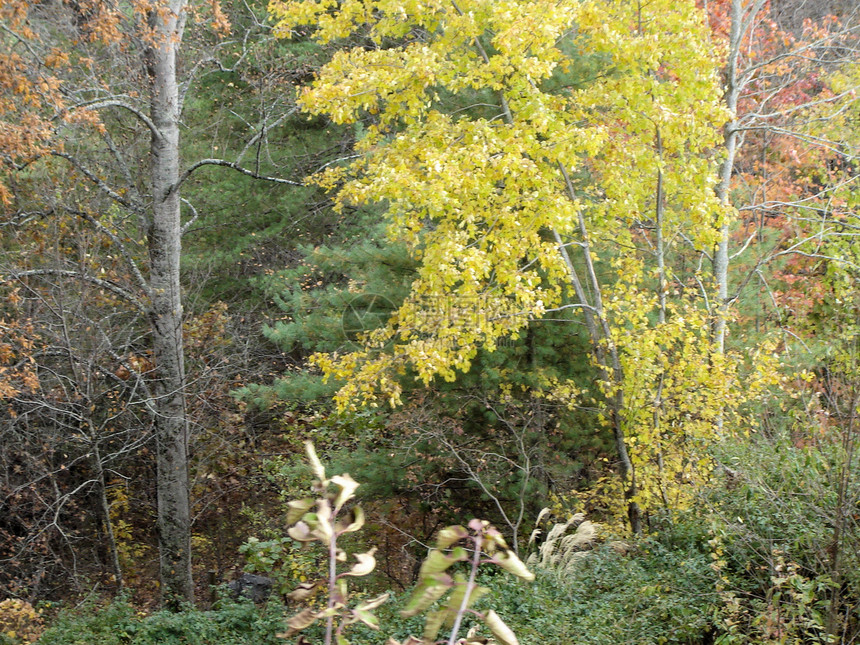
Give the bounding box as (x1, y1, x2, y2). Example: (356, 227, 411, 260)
(0, 0, 859, 643)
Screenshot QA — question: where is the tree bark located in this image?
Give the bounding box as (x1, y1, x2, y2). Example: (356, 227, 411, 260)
(555, 163, 642, 535)
(713, 0, 755, 356)
(145, 0, 194, 608)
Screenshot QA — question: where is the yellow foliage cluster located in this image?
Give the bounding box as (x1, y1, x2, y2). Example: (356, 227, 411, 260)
(272, 0, 729, 403)
(0, 292, 40, 403)
(0, 599, 43, 644)
(273, 0, 754, 520)
(605, 289, 734, 509)
(107, 482, 150, 580)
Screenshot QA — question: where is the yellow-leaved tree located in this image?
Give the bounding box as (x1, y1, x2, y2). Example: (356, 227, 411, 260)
(272, 0, 748, 531)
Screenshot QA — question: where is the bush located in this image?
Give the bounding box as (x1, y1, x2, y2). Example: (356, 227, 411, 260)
(37, 597, 285, 645)
(0, 599, 44, 645)
(491, 531, 718, 645)
(704, 432, 860, 643)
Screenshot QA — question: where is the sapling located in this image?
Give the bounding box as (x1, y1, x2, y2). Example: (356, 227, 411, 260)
(278, 442, 534, 645)
(277, 442, 387, 645)
(398, 518, 534, 645)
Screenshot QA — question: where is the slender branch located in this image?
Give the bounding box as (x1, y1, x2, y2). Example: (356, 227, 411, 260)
(180, 198, 200, 236)
(68, 98, 163, 141)
(451, 0, 514, 124)
(677, 231, 713, 261)
(71, 209, 151, 298)
(101, 129, 138, 199)
(178, 26, 260, 110)
(3, 269, 147, 314)
(170, 158, 303, 197)
(543, 302, 599, 314)
(655, 125, 666, 325)
(729, 231, 757, 260)
(314, 153, 363, 174)
(0, 210, 50, 228)
(50, 152, 146, 215)
(0, 21, 43, 62)
(771, 249, 860, 271)
(742, 84, 860, 123)
(739, 22, 860, 81)
(236, 108, 298, 166)
(733, 125, 856, 158)
(447, 531, 483, 645)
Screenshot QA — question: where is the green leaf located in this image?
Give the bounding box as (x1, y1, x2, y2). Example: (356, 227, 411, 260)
(423, 608, 447, 642)
(353, 608, 380, 629)
(401, 577, 452, 617)
(436, 525, 468, 549)
(334, 578, 348, 604)
(444, 576, 488, 621)
(418, 548, 466, 576)
(356, 592, 390, 612)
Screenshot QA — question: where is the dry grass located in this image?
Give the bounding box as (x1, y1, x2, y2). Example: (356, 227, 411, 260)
(526, 510, 599, 573)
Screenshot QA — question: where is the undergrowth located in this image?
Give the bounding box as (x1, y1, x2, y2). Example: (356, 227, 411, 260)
(35, 596, 285, 645)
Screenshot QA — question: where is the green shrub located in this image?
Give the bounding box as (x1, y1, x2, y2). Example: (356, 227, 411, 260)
(704, 432, 859, 643)
(37, 597, 285, 645)
(37, 599, 136, 645)
(493, 531, 718, 645)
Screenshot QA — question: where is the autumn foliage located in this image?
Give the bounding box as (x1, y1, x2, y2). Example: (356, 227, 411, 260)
(0, 0, 858, 642)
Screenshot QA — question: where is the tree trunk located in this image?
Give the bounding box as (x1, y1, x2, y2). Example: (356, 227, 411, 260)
(94, 442, 124, 591)
(826, 390, 858, 638)
(712, 0, 749, 356)
(555, 164, 641, 535)
(146, 0, 194, 608)
(714, 0, 768, 355)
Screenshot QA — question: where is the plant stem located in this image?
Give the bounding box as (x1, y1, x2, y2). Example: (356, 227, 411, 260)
(447, 532, 483, 645)
(325, 514, 337, 645)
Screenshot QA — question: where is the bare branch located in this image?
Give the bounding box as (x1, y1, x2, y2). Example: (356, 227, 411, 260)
(67, 98, 163, 142)
(742, 83, 860, 123)
(729, 231, 758, 260)
(3, 269, 147, 314)
(236, 108, 299, 167)
(180, 198, 200, 236)
(70, 209, 151, 298)
(732, 125, 857, 159)
(50, 152, 146, 215)
(170, 158, 303, 197)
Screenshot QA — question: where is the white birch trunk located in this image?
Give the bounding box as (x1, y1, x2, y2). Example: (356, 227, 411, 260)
(145, 0, 194, 607)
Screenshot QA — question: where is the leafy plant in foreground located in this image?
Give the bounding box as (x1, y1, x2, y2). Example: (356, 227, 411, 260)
(279, 442, 535, 645)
